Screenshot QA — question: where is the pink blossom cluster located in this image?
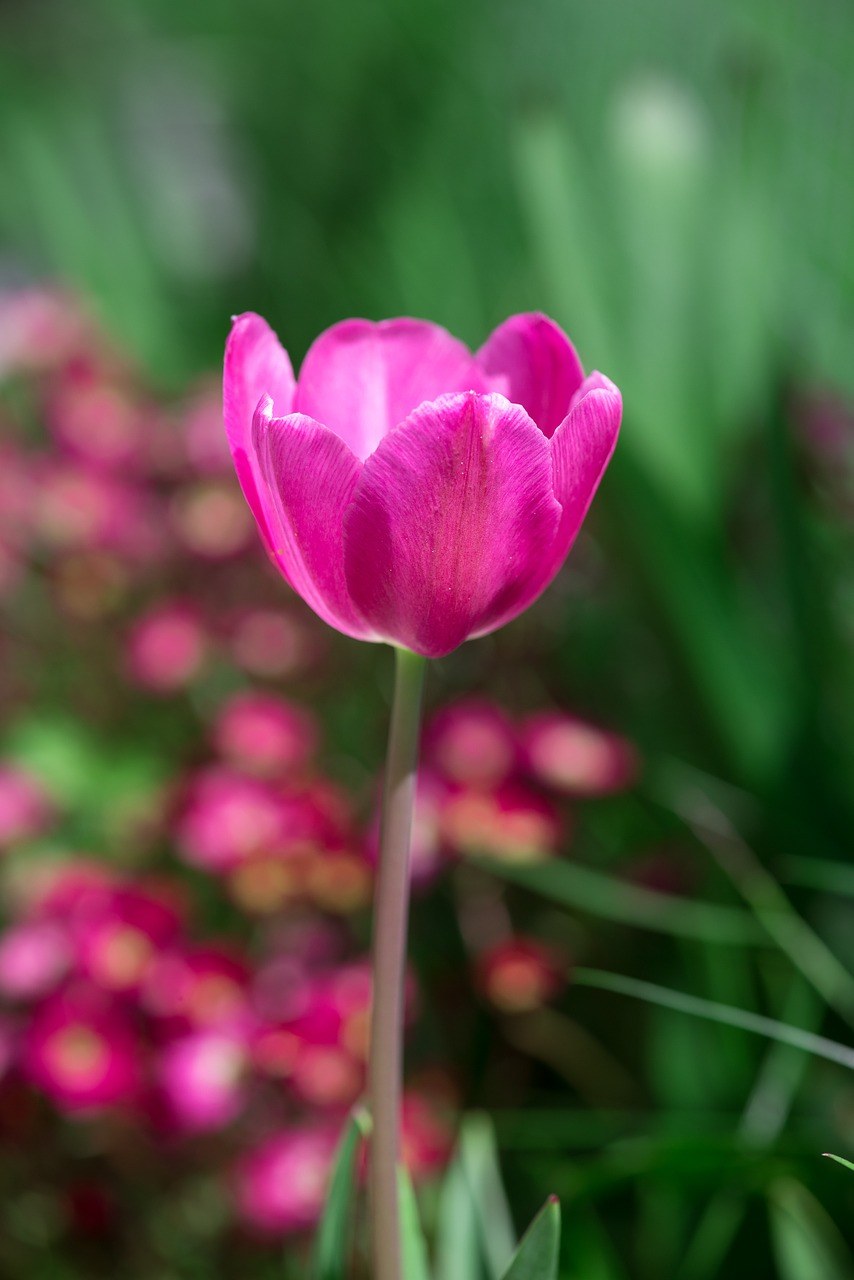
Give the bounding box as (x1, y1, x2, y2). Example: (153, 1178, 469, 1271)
(0, 845, 451, 1236)
(386, 698, 639, 886)
(0, 289, 317, 686)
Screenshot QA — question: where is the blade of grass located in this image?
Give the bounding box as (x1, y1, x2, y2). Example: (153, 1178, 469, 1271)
(477, 858, 761, 946)
(311, 1108, 370, 1280)
(500, 1198, 560, 1280)
(573, 968, 854, 1071)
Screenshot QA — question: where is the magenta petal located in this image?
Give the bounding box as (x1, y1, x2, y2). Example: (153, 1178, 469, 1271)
(343, 393, 562, 658)
(224, 314, 296, 548)
(476, 313, 585, 438)
(294, 318, 486, 460)
(550, 374, 622, 559)
(252, 401, 373, 641)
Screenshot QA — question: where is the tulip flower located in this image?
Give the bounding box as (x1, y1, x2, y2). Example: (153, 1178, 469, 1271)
(223, 309, 621, 1280)
(223, 311, 620, 658)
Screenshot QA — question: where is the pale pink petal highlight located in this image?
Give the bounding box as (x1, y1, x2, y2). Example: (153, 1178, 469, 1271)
(252, 402, 373, 640)
(343, 392, 561, 657)
(294, 318, 486, 460)
(477, 313, 584, 438)
(223, 314, 296, 547)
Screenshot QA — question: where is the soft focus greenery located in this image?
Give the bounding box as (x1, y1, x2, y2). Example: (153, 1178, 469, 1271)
(1, 0, 853, 1276)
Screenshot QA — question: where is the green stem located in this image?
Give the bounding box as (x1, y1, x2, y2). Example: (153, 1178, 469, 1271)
(369, 647, 427, 1280)
(573, 968, 854, 1072)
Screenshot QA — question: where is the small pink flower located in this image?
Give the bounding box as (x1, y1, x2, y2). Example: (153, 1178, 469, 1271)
(0, 921, 71, 1000)
(171, 480, 254, 559)
(476, 938, 566, 1014)
(425, 700, 518, 789)
(223, 312, 621, 656)
(142, 945, 250, 1033)
(440, 781, 561, 863)
(47, 360, 146, 470)
(522, 712, 638, 796)
(234, 1123, 339, 1234)
(0, 289, 90, 375)
(212, 692, 318, 777)
(158, 1030, 248, 1132)
(22, 987, 142, 1113)
(228, 608, 315, 679)
(75, 885, 183, 995)
(175, 767, 297, 872)
(401, 1090, 455, 1181)
(125, 601, 209, 692)
(0, 766, 53, 847)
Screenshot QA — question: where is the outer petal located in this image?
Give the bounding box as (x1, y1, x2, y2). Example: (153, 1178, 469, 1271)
(294, 318, 486, 460)
(343, 392, 562, 658)
(550, 373, 622, 560)
(224, 313, 296, 548)
(476, 313, 585, 438)
(252, 400, 374, 641)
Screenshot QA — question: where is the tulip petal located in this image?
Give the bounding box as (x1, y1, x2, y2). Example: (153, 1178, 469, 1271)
(343, 392, 561, 658)
(477, 313, 584, 438)
(252, 401, 373, 640)
(550, 374, 622, 558)
(224, 314, 296, 548)
(295, 318, 486, 460)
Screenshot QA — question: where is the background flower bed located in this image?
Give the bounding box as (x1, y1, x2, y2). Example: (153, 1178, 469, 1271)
(0, 0, 853, 1276)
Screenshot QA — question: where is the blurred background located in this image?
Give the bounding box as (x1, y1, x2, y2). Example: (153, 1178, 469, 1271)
(0, 0, 853, 1275)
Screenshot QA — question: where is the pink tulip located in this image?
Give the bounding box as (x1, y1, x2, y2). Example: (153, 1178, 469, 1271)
(223, 313, 621, 657)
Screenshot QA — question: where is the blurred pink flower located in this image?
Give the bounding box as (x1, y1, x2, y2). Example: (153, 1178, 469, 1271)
(75, 885, 183, 995)
(22, 987, 142, 1113)
(0, 921, 71, 1000)
(522, 712, 638, 796)
(142, 945, 250, 1034)
(0, 290, 91, 376)
(171, 479, 254, 559)
(223, 312, 621, 656)
(212, 692, 318, 777)
(440, 780, 561, 863)
(158, 1030, 248, 1132)
(400, 1090, 454, 1181)
(228, 608, 315, 679)
(235, 1123, 338, 1234)
(47, 360, 146, 470)
(175, 767, 299, 871)
(476, 937, 566, 1014)
(125, 601, 209, 692)
(425, 700, 518, 789)
(0, 766, 53, 847)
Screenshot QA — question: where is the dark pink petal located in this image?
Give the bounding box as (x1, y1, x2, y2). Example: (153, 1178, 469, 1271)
(550, 374, 622, 558)
(294, 318, 486, 460)
(477, 313, 585, 438)
(252, 401, 373, 641)
(223, 314, 296, 548)
(343, 392, 561, 658)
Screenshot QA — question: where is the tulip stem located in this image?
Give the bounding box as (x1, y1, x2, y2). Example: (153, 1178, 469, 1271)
(369, 645, 427, 1280)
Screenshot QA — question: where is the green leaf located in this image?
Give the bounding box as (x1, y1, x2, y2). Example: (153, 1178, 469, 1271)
(768, 1178, 854, 1280)
(435, 1157, 482, 1280)
(311, 1109, 370, 1280)
(399, 1166, 431, 1280)
(459, 1114, 516, 1280)
(500, 1198, 560, 1280)
(824, 1153, 854, 1174)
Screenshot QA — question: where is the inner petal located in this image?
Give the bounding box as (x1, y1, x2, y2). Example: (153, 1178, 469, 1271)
(294, 318, 486, 460)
